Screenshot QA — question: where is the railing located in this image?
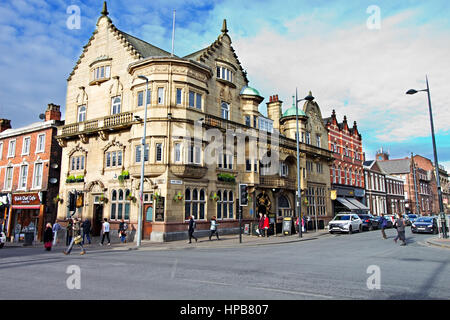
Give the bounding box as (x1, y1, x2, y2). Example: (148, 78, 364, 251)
(59, 112, 134, 137)
(62, 123, 79, 135)
(104, 112, 133, 127)
(260, 176, 296, 189)
(84, 119, 98, 131)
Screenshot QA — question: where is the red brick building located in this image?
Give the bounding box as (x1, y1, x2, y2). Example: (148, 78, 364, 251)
(0, 104, 64, 242)
(324, 110, 367, 214)
(377, 151, 434, 216)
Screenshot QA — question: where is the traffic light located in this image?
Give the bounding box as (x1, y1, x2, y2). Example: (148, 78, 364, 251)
(239, 184, 248, 207)
(68, 191, 76, 212)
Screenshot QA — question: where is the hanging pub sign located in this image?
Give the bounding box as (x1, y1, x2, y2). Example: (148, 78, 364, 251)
(155, 197, 165, 221)
(12, 193, 41, 206)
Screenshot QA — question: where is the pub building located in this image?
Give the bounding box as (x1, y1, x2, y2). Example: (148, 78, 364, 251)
(0, 104, 64, 242)
(54, 4, 334, 241)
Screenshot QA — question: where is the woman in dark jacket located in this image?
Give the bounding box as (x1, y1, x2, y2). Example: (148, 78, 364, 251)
(43, 223, 54, 251)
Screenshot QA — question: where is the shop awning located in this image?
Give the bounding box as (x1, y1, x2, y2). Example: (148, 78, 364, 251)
(346, 198, 370, 211)
(336, 197, 359, 210)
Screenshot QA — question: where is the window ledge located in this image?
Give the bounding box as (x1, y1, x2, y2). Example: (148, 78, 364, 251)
(89, 78, 110, 86)
(216, 78, 236, 88)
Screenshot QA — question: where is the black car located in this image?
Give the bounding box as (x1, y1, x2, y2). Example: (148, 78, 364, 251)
(411, 217, 438, 234)
(357, 214, 379, 231)
(374, 216, 393, 229)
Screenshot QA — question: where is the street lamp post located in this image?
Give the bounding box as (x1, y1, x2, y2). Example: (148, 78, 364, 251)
(295, 89, 314, 238)
(137, 75, 149, 247)
(406, 76, 448, 238)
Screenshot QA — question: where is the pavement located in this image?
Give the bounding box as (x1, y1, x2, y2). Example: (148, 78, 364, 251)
(2, 229, 330, 253)
(425, 235, 450, 249)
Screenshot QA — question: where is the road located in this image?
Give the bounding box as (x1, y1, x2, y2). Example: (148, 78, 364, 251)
(1, 227, 449, 300)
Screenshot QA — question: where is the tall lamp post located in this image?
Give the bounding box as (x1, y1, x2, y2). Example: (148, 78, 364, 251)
(137, 75, 149, 247)
(406, 76, 448, 238)
(294, 89, 315, 238)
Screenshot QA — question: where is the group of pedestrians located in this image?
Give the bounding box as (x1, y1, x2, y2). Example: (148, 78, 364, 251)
(378, 213, 407, 246)
(187, 215, 221, 243)
(257, 213, 270, 237)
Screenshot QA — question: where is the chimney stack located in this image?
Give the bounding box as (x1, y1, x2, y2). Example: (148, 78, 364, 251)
(0, 119, 11, 133)
(45, 103, 61, 121)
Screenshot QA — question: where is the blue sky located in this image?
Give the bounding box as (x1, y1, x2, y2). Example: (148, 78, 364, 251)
(0, 0, 449, 170)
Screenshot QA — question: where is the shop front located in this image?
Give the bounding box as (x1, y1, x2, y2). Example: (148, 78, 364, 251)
(8, 193, 44, 242)
(332, 186, 368, 215)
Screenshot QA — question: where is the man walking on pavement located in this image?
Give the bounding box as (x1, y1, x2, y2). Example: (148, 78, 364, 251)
(81, 218, 91, 245)
(100, 218, 111, 246)
(379, 213, 388, 239)
(188, 215, 198, 243)
(394, 213, 407, 246)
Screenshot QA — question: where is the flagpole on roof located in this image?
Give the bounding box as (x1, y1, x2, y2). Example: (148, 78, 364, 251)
(171, 10, 176, 56)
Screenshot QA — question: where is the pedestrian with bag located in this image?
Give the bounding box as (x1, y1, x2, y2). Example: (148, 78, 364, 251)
(258, 213, 264, 237)
(64, 217, 86, 255)
(379, 213, 388, 239)
(263, 213, 270, 238)
(52, 221, 61, 246)
(118, 219, 128, 243)
(209, 216, 220, 241)
(43, 223, 54, 251)
(100, 218, 111, 246)
(394, 213, 407, 246)
(81, 218, 91, 245)
(188, 215, 198, 243)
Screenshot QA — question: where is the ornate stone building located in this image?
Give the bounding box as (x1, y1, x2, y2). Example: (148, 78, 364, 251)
(55, 3, 333, 241)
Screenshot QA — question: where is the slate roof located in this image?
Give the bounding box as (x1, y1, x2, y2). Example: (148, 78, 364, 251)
(377, 159, 411, 174)
(119, 30, 172, 58)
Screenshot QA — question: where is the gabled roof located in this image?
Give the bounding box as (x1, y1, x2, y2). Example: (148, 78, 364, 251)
(67, 6, 172, 81)
(377, 159, 411, 174)
(183, 19, 249, 84)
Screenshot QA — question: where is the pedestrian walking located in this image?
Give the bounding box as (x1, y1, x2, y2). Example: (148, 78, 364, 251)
(52, 221, 61, 246)
(209, 216, 220, 240)
(118, 219, 128, 243)
(66, 218, 73, 246)
(379, 213, 388, 239)
(258, 213, 264, 237)
(303, 216, 307, 233)
(100, 218, 111, 246)
(263, 213, 270, 238)
(43, 223, 54, 251)
(81, 218, 91, 245)
(188, 215, 198, 243)
(394, 213, 407, 246)
(63, 218, 86, 255)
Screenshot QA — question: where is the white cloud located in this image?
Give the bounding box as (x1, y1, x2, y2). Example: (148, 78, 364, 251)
(232, 8, 450, 144)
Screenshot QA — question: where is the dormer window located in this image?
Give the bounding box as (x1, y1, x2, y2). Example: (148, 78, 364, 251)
(91, 65, 111, 83)
(216, 66, 233, 82)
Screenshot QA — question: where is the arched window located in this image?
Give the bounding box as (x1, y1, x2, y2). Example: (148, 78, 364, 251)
(111, 96, 121, 114)
(221, 102, 229, 120)
(278, 195, 291, 217)
(110, 189, 130, 221)
(185, 188, 191, 220)
(185, 188, 206, 220)
(78, 105, 86, 122)
(217, 189, 233, 219)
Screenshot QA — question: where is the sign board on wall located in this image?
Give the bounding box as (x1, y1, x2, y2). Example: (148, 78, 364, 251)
(12, 193, 41, 206)
(155, 197, 165, 222)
